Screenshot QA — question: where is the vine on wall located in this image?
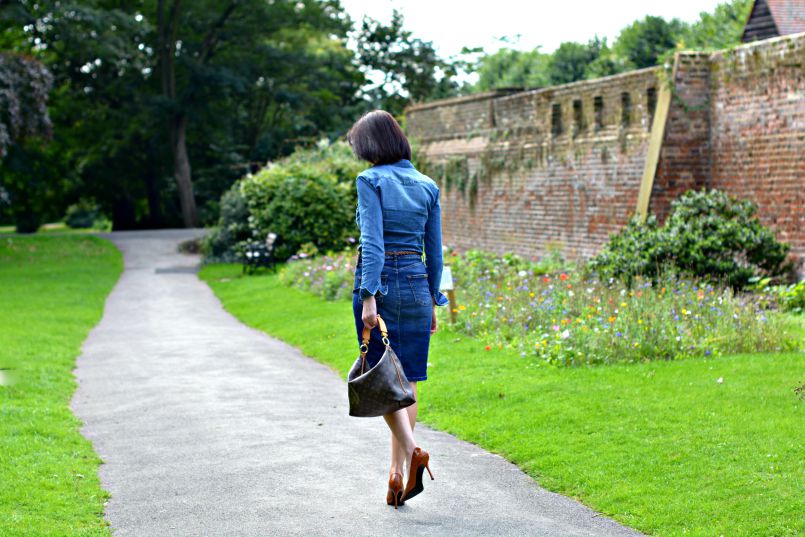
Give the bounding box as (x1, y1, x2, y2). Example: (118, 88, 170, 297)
(417, 129, 537, 211)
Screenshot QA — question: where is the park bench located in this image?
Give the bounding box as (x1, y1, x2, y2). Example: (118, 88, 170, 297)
(241, 232, 278, 274)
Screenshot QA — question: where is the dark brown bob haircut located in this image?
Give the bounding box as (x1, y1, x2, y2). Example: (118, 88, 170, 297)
(346, 110, 412, 165)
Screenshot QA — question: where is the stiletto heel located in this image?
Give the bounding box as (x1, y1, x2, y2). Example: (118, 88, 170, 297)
(386, 472, 404, 509)
(425, 461, 434, 480)
(402, 447, 432, 502)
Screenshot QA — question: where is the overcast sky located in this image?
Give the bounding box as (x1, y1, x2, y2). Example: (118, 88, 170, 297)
(340, 0, 734, 58)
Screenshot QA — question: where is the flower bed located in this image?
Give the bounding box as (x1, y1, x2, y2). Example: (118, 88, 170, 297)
(279, 247, 798, 366)
(279, 243, 360, 302)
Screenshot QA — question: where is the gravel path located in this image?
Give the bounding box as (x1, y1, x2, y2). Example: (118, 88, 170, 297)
(70, 229, 643, 537)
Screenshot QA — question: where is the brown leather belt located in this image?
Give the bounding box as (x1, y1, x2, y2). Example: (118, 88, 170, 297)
(357, 249, 422, 262)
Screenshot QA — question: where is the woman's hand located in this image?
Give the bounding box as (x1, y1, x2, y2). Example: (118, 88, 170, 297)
(430, 305, 438, 334)
(362, 296, 378, 329)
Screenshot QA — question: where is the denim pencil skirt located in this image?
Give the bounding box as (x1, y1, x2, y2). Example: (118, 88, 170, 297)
(352, 253, 433, 382)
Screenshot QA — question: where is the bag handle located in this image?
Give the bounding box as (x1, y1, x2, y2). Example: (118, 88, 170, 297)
(360, 314, 390, 354)
(358, 314, 390, 375)
(357, 314, 410, 394)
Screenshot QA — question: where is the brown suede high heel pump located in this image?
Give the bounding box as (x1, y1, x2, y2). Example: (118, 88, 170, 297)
(401, 447, 434, 502)
(386, 472, 404, 509)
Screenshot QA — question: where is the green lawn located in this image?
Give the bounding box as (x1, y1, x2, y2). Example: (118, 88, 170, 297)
(0, 235, 122, 537)
(200, 263, 805, 537)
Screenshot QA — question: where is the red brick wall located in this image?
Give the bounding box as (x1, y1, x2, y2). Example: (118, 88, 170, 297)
(407, 68, 663, 262)
(708, 34, 805, 270)
(406, 33, 805, 275)
(406, 90, 520, 141)
(651, 53, 712, 224)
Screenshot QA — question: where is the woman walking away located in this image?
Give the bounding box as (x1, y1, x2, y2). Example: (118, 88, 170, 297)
(347, 110, 450, 509)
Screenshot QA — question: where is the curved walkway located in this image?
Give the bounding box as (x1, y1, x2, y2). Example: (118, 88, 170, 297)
(70, 229, 643, 537)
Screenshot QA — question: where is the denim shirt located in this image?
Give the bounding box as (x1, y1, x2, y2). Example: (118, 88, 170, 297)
(355, 158, 450, 307)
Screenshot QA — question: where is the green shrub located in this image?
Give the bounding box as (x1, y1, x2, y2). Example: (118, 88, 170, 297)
(242, 163, 355, 261)
(774, 281, 805, 314)
(206, 140, 364, 263)
(240, 141, 363, 261)
(201, 183, 251, 263)
(63, 199, 111, 230)
(665, 189, 790, 288)
(64, 200, 98, 229)
(587, 214, 673, 287)
(590, 189, 792, 290)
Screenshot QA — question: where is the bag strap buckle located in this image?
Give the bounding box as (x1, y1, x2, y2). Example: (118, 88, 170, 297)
(359, 314, 391, 374)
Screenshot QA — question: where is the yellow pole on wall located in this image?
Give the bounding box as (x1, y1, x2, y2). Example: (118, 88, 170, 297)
(447, 289, 457, 324)
(636, 64, 675, 223)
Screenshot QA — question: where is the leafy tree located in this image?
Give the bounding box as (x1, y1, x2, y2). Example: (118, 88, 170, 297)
(470, 47, 551, 91)
(9, 1, 172, 229)
(150, 0, 362, 226)
(681, 0, 754, 50)
(2, 0, 365, 230)
(548, 37, 607, 85)
(355, 9, 462, 115)
(583, 38, 630, 79)
(0, 52, 56, 231)
(0, 139, 68, 233)
(612, 15, 687, 69)
(0, 53, 53, 158)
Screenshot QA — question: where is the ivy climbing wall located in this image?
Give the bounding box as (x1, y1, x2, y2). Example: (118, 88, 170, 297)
(407, 67, 665, 262)
(406, 32, 805, 274)
(707, 33, 805, 267)
(650, 52, 712, 224)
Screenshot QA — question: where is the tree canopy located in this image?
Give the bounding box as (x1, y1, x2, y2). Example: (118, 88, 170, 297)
(0, 0, 755, 231)
(469, 0, 753, 92)
(355, 9, 462, 114)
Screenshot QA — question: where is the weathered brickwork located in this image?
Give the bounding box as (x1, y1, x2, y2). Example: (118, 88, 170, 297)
(707, 34, 805, 267)
(406, 32, 805, 275)
(651, 53, 712, 223)
(407, 68, 664, 261)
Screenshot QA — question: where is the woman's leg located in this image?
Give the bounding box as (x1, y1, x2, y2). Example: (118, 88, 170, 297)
(389, 381, 418, 475)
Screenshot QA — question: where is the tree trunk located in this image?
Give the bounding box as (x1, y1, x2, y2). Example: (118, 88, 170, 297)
(171, 113, 198, 227)
(158, 0, 197, 228)
(156, 0, 235, 228)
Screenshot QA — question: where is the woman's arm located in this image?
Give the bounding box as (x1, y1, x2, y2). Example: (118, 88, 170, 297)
(355, 175, 387, 302)
(424, 187, 450, 308)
